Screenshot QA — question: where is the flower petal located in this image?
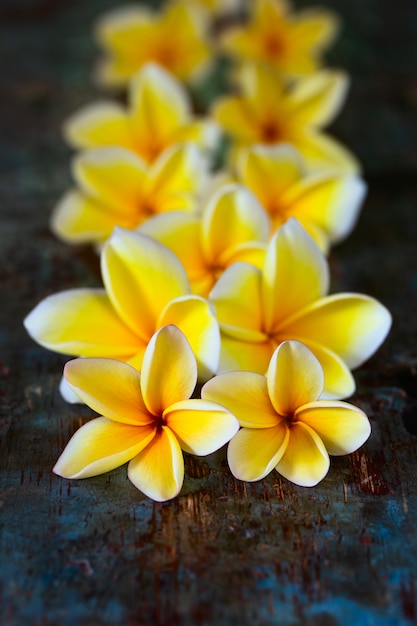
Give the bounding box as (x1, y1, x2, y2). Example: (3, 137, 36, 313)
(280, 293, 392, 370)
(50, 189, 127, 245)
(201, 184, 270, 265)
(128, 63, 189, 162)
(262, 218, 329, 333)
(296, 400, 370, 455)
(237, 144, 303, 209)
(164, 399, 239, 454)
(24, 289, 141, 358)
(149, 143, 208, 203)
(281, 172, 366, 245)
(101, 228, 189, 340)
(227, 425, 289, 482)
(140, 325, 197, 416)
(53, 417, 155, 479)
(275, 421, 329, 486)
(63, 101, 135, 151)
(212, 96, 258, 142)
(294, 129, 361, 173)
(210, 262, 264, 336)
(286, 70, 349, 128)
(202, 370, 279, 428)
(267, 341, 324, 415)
(127, 426, 184, 501)
(158, 295, 220, 381)
(217, 334, 275, 375)
(73, 148, 148, 217)
(64, 358, 152, 425)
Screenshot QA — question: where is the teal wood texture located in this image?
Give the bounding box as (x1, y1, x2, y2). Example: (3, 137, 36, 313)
(1, 1, 417, 624)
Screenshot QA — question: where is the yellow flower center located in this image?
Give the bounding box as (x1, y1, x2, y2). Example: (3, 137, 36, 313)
(259, 120, 282, 143)
(263, 33, 286, 58)
(153, 414, 167, 433)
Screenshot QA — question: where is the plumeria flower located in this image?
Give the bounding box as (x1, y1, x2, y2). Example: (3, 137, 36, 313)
(236, 144, 366, 252)
(212, 62, 359, 173)
(50, 143, 207, 247)
(54, 325, 239, 502)
(220, 0, 339, 78)
(24, 228, 220, 384)
(94, 0, 213, 88)
(189, 0, 244, 18)
(63, 63, 219, 164)
(139, 183, 269, 296)
(202, 340, 371, 487)
(209, 218, 391, 399)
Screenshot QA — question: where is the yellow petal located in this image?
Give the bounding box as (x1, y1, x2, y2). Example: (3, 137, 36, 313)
(102, 228, 189, 340)
(210, 262, 264, 337)
(281, 172, 366, 245)
(50, 189, 127, 246)
(63, 101, 135, 152)
(149, 143, 208, 203)
(227, 425, 289, 481)
(158, 295, 220, 381)
(286, 70, 349, 127)
(127, 426, 184, 501)
(291, 8, 340, 50)
(128, 63, 189, 162)
(23, 289, 142, 358)
(237, 144, 303, 209)
(275, 421, 329, 486)
(296, 400, 370, 455)
(280, 293, 392, 370)
(64, 358, 152, 425)
(174, 118, 220, 153)
(53, 417, 155, 479)
(140, 325, 197, 416)
(139, 212, 206, 281)
(218, 334, 274, 375)
(212, 96, 258, 142)
(294, 129, 361, 173)
(202, 371, 279, 428)
(287, 340, 355, 400)
(262, 218, 329, 333)
(73, 148, 148, 217)
(220, 241, 267, 271)
(201, 184, 270, 265)
(267, 341, 324, 415)
(164, 399, 239, 454)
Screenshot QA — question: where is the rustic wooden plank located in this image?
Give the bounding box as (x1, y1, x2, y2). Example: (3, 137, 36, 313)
(1, 1, 417, 625)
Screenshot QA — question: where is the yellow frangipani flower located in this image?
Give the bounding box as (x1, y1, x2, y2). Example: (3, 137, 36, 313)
(209, 218, 391, 399)
(236, 144, 366, 252)
(63, 63, 219, 164)
(50, 143, 207, 247)
(94, 0, 212, 88)
(220, 0, 339, 78)
(212, 62, 359, 173)
(54, 325, 239, 502)
(24, 228, 220, 382)
(139, 183, 269, 296)
(202, 340, 371, 487)
(188, 0, 244, 17)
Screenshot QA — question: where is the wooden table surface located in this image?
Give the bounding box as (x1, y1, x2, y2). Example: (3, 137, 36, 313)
(1, 1, 417, 624)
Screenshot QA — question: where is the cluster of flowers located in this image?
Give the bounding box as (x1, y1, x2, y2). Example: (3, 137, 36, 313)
(24, 0, 392, 502)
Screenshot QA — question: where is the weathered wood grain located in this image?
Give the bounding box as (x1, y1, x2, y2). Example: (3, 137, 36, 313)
(1, 1, 417, 624)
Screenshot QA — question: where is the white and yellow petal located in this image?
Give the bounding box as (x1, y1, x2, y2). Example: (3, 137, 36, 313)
(275, 421, 329, 486)
(228, 424, 289, 482)
(165, 399, 239, 454)
(296, 400, 370, 455)
(140, 325, 197, 416)
(267, 341, 324, 415)
(23, 289, 141, 358)
(128, 426, 184, 501)
(202, 370, 279, 428)
(158, 295, 220, 381)
(73, 148, 148, 216)
(64, 358, 151, 425)
(63, 101, 135, 152)
(102, 228, 190, 341)
(262, 218, 329, 333)
(217, 334, 275, 375)
(279, 293, 392, 370)
(53, 417, 155, 479)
